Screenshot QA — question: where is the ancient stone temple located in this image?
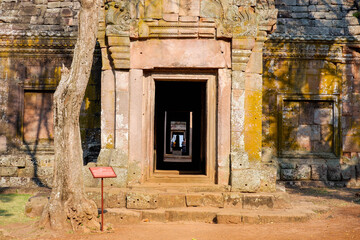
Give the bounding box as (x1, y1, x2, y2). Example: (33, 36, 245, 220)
(1, 0, 360, 196)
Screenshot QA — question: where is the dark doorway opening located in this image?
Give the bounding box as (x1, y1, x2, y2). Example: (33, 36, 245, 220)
(154, 81, 206, 174)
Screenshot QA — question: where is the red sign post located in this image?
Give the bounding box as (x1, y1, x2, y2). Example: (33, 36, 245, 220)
(89, 167, 117, 231)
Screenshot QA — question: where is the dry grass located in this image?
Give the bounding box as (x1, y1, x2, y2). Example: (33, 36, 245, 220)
(0, 194, 36, 225)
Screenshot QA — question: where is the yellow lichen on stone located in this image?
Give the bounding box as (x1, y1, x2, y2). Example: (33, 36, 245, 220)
(105, 135, 114, 149)
(244, 90, 262, 161)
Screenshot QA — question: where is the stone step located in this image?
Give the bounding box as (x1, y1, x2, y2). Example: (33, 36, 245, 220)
(86, 188, 292, 210)
(102, 203, 320, 225)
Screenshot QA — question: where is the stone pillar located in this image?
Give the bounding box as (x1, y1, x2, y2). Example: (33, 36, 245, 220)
(230, 37, 276, 192)
(115, 71, 129, 154)
(100, 70, 116, 149)
(217, 69, 231, 185)
(128, 69, 144, 185)
(231, 37, 261, 192)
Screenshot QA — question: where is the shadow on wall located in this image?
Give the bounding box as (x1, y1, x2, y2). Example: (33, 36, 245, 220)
(1, 41, 102, 188)
(263, 0, 360, 186)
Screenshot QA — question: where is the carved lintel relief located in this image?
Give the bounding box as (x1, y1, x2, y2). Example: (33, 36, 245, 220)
(101, 0, 278, 69)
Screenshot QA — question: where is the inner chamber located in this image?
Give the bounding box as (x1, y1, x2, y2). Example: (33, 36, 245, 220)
(154, 81, 207, 174)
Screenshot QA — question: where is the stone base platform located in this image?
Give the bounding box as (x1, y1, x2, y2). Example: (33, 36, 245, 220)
(85, 186, 327, 225)
(103, 203, 321, 225)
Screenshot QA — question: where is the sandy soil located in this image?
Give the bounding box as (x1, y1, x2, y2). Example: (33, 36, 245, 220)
(1, 188, 360, 240)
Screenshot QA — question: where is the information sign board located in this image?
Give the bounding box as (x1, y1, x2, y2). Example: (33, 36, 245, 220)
(89, 167, 117, 178)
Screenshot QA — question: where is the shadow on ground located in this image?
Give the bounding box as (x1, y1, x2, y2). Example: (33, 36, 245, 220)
(287, 187, 360, 205)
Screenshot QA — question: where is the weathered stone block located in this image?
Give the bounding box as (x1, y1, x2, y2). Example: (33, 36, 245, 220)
(232, 71, 245, 90)
(141, 209, 167, 222)
(4, 156, 26, 167)
(47, 2, 60, 8)
(104, 167, 127, 187)
(223, 192, 243, 208)
(18, 167, 35, 178)
(163, 0, 179, 14)
(186, 193, 224, 208)
(341, 165, 355, 180)
(273, 192, 292, 209)
(314, 109, 333, 124)
(311, 164, 327, 180)
(127, 162, 142, 185)
(34, 0, 47, 4)
(19, 6, 39, 16)
(310, 125, 321, 140)
(231, 152, 249, 169)
(200, 0, 222, 18)
(7, 177, 31, 187)
(291, 13, 308, 18)
(327, 164, 341, 181)
(243, 195, 274, 209)
(37, 167, 53, 177)
(44, 17, 60, 25)
(126, 192, 158, 209)
(295, 165, 311, 180)
(163, 13, 179, 21)
(297, 125, 311, 151)
(281, 169, 295, 180)
(107, 189, 126, 208)
(282, 0, 297, 5)
(144, 0, 162, 19)
(105, 209, 142, 224)
(343, 136, 360, 152)
(97, 149, 128, 167)
(231, 169, 261, 192)
(179, 0, 200, 16)
(260, 165, 277, 192)
(0, 136, 7, 152)
(279, 161, 296, 169)
(166, 209, 217, 223)
(158, 193, 186, 208)
(0, 167, 17, 177)
(60, 8, 73, 17)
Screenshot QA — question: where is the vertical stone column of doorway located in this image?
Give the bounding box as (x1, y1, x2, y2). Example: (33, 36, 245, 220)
(94, 6, 131, 187)
(230, 37, 276, 192)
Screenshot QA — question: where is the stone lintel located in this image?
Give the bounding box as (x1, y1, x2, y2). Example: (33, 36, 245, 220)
(130, 39, 231, 69)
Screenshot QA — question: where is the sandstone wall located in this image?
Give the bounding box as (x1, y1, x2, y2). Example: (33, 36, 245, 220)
(263, 0, 360, 186)
(0, 0, 101, 188)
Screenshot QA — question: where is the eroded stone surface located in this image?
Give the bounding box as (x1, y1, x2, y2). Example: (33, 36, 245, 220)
(126, 192, 159, 209)
(186, 193, 224, 208)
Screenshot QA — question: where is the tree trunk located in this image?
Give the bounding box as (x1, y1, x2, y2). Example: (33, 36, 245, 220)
(40, 0, 100, 231)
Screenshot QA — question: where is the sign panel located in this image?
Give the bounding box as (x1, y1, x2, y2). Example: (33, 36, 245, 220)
(89, 167, 117, 178)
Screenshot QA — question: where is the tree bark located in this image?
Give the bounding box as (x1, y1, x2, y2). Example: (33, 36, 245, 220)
(40, 0, 100, 231)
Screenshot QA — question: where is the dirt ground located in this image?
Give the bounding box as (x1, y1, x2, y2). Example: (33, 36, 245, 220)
(1, 187, 360, 240)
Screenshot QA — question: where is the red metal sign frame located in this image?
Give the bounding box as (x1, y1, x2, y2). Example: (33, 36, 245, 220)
(89, 167, 117, 178)
(89, 166, 117, 231)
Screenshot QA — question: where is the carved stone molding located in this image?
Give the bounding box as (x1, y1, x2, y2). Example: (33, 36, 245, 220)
(264, 40, 344, 61)
(0, 35, 76, 56)
(105, 0, 131, 69)
(102, 0, 277, 42)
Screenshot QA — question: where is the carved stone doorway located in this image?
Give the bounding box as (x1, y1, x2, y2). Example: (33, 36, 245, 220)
(146, 72, 216, 183)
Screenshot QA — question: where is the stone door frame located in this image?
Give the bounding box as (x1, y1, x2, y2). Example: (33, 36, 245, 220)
(144, 72, 217, 183)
